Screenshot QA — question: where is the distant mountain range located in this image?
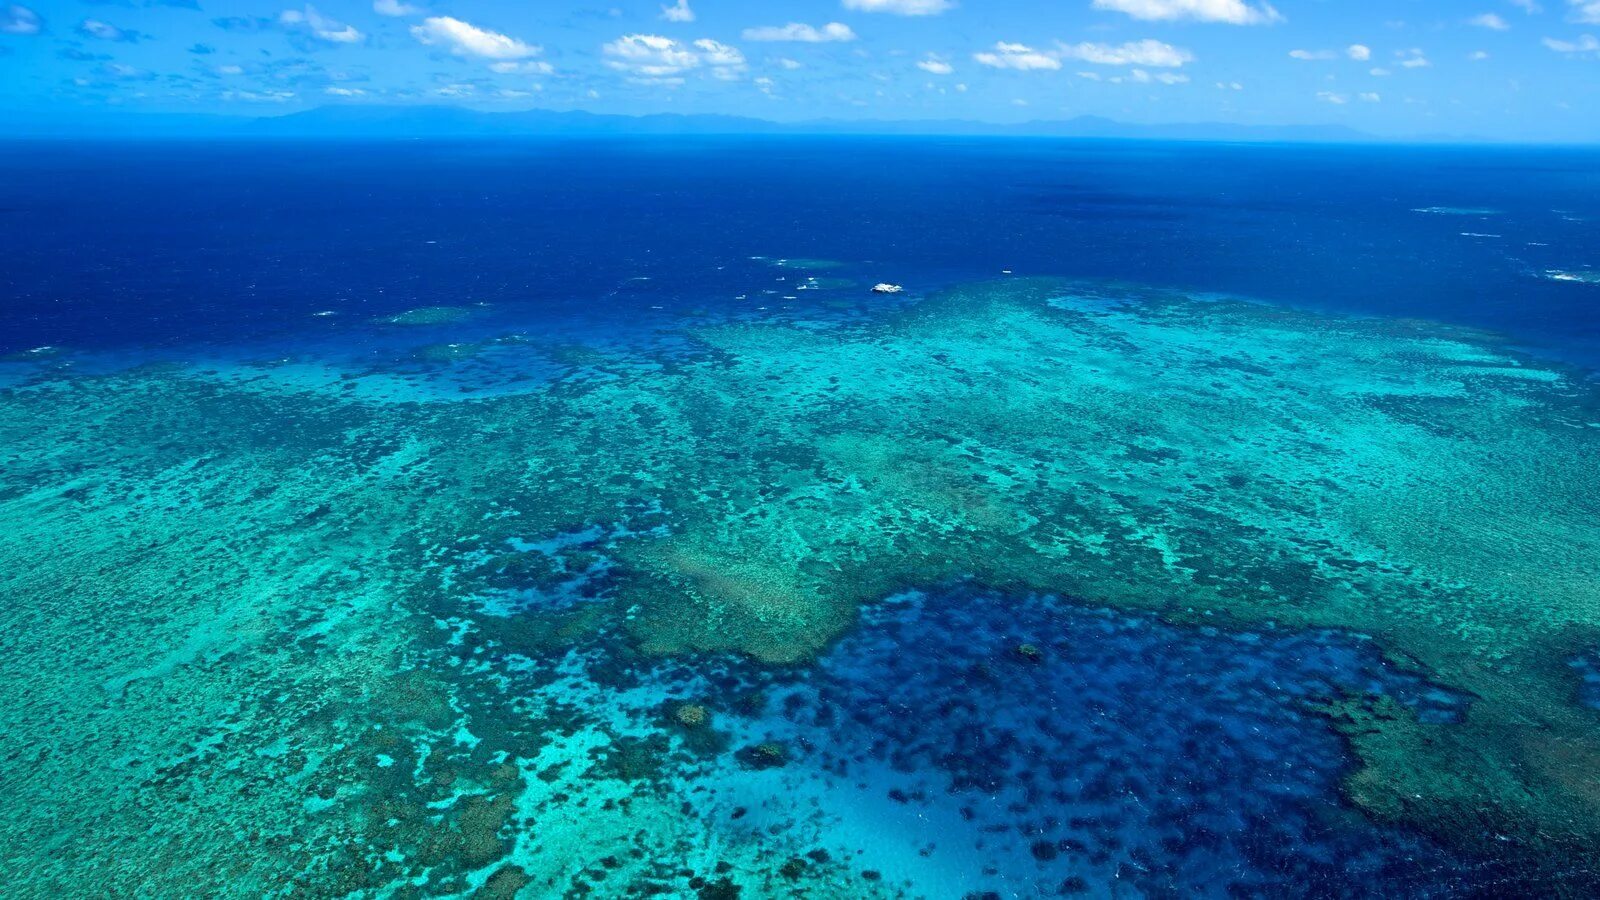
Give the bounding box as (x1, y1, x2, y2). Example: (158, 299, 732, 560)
(3, 105, 1481, 144)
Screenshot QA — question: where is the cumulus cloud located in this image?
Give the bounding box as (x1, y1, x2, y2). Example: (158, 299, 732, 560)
(1347, 44, 1371, 60)
(741, 22, 856, 42)
(1, 4, 41, 35)
(694, 37, 747, 77)
(1469, 13, 1510, 30)
(916, 55, 954, 74)
(660, 0, 694, 23)
(77, 19, 144, 42)
(1060, 38, 1192, 67)
(1289, 49, 1337, 60)
(411, 16, 540, 60)
(1571, 1, 1600, 24)
(842, 0, 955, 14)
(1091, 0, 1282, 25)
(374, 0, 421, 16)
(973, 41, 1061, 70)
(603, 33, 745, 82)
(280, 6, 363, 44)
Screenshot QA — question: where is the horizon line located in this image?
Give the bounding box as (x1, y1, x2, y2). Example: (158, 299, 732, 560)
(4, 103, 1569, 146)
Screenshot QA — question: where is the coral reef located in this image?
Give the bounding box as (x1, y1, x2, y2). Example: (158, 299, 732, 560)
(2, 277, 1598, 894)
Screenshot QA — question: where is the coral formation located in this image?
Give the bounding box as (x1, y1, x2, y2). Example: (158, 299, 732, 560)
(2, 277, 1598, 893)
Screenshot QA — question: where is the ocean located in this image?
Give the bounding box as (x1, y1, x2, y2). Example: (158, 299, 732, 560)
(1, 137, 1598, 897)
(5, 138, 1599, 364)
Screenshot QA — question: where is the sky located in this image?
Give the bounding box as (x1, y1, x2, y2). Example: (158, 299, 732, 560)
(2, 0, 1599, 140)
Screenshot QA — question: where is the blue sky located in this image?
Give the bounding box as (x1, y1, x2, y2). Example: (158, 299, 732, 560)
(2, 0, 1599, 139)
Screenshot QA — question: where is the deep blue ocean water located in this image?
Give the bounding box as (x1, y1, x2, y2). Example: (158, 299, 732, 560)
(3, 138, 1599, 370)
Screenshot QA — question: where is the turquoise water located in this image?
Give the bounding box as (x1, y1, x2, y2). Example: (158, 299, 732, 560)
(2, 140, 1600, 896)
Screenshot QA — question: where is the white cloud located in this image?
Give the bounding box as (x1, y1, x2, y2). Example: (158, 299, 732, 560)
(489, 60, 554, 75)
(79, 20, 115, 40)
(695, 37, 747, 76)
(1359, 92, 1381, 102)
(973, 41, 1061, 70)
(602, 33, 745, 82)
(917, 55, 954, 74)
(1470, 49, 1491, 60)
(1571, 1, 1600, 24)
(411, 16, 540, 60)
(1126, 68, 1189, 83)
(280, 6, 363, 43)
(1511, 0, 1540, 11)
(1216, 80, 1243, 89)
(1543, 33, 1600, 51)
(1091, 0, 1282, 25)
(1289, 49, 1337, 60)
(1, 5, 41, 36)
(1370, 66, 1392, 75)
(1347, 44, 1371, 61)
(217, 64, 244, 75)
(778, 57, 803, 69)
(660, 0, 694, 23)
(741, 22, 856, 42)
(325, 86, 366, 96)
(1398, 48, 1431, 67)
(1469, 13, 1510, 30)
(1317, 91, 1348, 104)
(1060, 39, 1192, 67)
(842, 0, 955, 14)
(373, 0, 420, 16)
(604, 33, 698, 79)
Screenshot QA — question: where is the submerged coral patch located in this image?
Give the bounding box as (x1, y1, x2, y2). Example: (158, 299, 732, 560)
(685, 590, 1486, 896)
(376, 305, 482, 326)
